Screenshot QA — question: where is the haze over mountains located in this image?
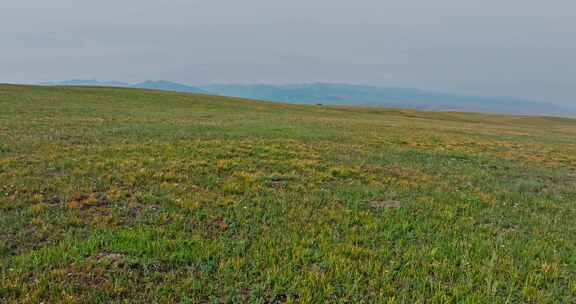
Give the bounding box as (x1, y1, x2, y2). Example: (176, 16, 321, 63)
(39, 80, 576, 117)
(39, 80, 207, 94)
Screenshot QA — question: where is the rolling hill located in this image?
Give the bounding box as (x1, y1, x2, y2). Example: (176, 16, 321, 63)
(1, 85, 575, 303)
(38, 80, 576, 117)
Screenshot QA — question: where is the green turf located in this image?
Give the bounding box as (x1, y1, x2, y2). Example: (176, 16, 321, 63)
(1, 85, 575, 303)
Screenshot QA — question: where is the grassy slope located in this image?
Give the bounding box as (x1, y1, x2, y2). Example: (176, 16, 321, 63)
(0, 85, 575, 303)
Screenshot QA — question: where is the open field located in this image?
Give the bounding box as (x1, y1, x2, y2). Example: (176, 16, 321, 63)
(1, 85, 575, 303)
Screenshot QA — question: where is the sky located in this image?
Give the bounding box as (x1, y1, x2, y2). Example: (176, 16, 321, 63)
(2, 0, 575, 104)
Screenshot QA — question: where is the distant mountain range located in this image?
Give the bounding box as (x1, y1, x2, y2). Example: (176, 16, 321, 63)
(131, 80, 207, 94)
(38, 79, 576, 116)
(39, 79, 206, 94)
(39, 79, 132, 87)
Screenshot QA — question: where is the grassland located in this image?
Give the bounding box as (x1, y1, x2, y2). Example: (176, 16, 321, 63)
(0, 84, 575, 303)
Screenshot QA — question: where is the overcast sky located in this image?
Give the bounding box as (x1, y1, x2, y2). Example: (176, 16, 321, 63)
(2, 0, 575, 104)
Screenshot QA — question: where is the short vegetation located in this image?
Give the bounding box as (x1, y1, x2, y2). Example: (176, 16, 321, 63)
(0, 85, 575, 303)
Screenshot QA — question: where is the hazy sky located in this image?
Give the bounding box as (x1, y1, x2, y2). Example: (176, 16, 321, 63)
(2, 0, 575, 104)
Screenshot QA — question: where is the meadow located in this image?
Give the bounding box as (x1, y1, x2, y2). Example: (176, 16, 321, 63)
(0, 85, 575, 303)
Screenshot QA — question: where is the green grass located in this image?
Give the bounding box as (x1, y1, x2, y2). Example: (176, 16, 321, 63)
(1, 84, 575, 303)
